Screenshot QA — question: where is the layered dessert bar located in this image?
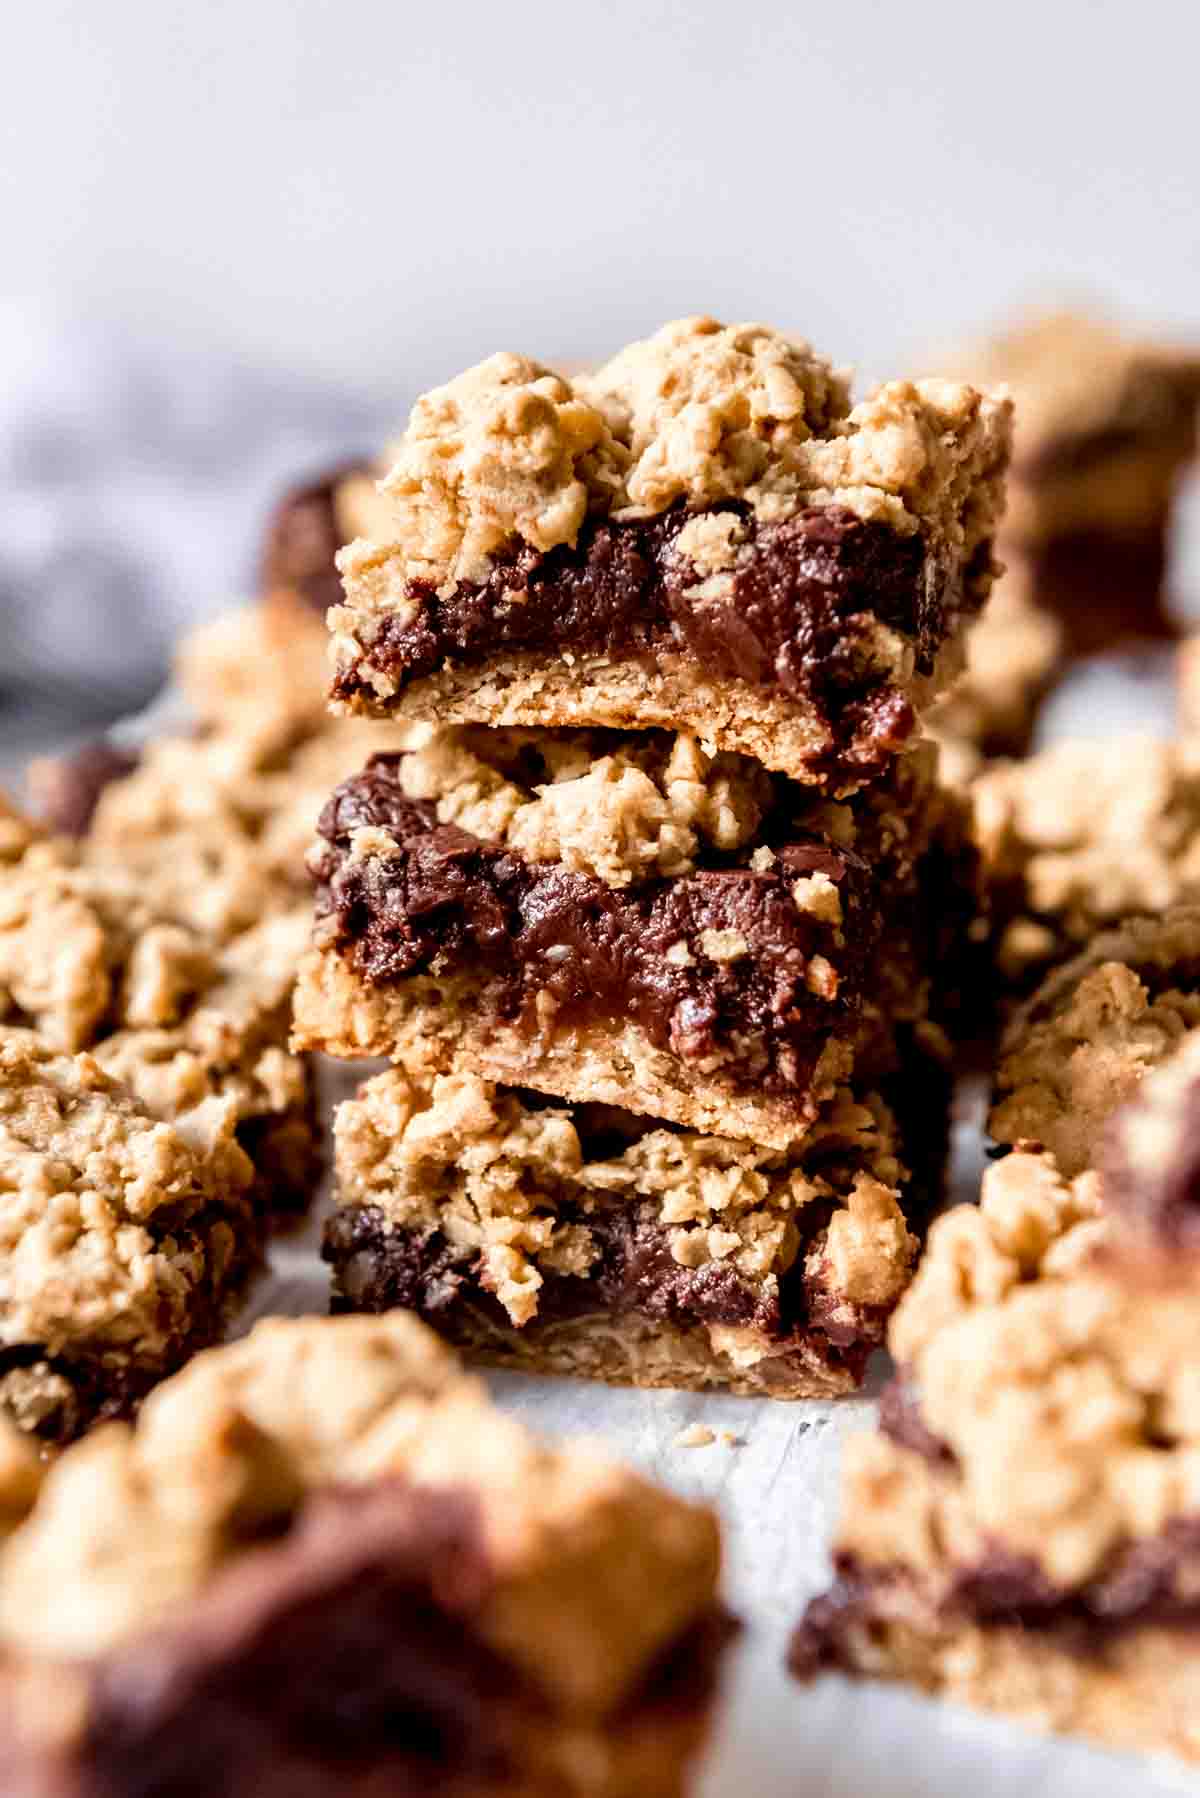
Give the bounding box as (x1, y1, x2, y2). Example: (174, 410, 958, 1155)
(0, 804, 319, 1224)
(324, 1064, 945, 1399)
(0, 1313, 729, 1797)
(949, 310, 1200, 656)
(0, 1027, 265, 1444)
(990, 904, 1200, 1175)
(791, 1116, 1200, 1760)
(973, 737, 1200, 991)
(32, 714, 417, 945)
(327, 317, 1012, 786)
(293, 728, 973, 1148)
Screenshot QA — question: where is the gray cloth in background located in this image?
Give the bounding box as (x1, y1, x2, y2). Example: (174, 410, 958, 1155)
(0, 302, 398, 716)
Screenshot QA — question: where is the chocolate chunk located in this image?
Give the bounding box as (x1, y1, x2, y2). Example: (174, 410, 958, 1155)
(260, 462, 371, 615)
(878, 1372, 956, 1467)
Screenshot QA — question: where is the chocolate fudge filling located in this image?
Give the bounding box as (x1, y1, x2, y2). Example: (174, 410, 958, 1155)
(313, 754, 884, 1102)
(49, 1478, 724, 1798)
(33, 739, 141, 838)
(261, 462, 371, 616)
(326, 1193, 889, 1375)
(335, 503, 977, 780)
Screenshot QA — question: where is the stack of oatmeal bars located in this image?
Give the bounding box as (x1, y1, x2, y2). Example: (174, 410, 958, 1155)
(293, 315, 1013, 1399)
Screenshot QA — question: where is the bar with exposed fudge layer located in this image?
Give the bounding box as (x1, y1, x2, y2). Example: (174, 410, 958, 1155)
(0, 1313, 729, 1798)
(946, 310, 1200, 656)
(326, 317, 1012, 787)
(292, 727, 974, 1149)
(324, 1059, 947, 1400)
(790, 1112, 1200, 1762)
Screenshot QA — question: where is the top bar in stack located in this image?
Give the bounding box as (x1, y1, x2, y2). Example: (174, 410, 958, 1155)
(327, 317, 1012, 785)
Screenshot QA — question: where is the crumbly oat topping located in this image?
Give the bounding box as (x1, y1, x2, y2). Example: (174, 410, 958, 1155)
(0, 1313, 719, 1680)
(0, 826, 310, 1153)
(54, 715, 418, 944)
(379, 726, 772, 888)
(848, 1146, 1200, 1593)
(974, 737, 1200, 981)
(0, 1027, 250, 1368)
(333, 1069, 914, 1331)
(375, 352, 629, 587)
(990, 907, 1200, 1176)
(336, 316, 1012, 599)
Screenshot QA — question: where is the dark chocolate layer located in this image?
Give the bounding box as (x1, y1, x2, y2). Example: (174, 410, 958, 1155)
(312, 753, 890, 1103)
(334, 502, 982, 779)
(260, 462, 371, 616)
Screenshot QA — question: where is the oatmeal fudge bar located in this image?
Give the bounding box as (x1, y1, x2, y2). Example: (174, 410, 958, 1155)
(293, 728, 973, 1148)
(325, 1062, 946, 1399)
(791, 1130, 1200, 1761)
(0, 1027, 270, 1445)
(0, 1313, 728, 1798)
(973, 736, 1200, 990)
(328, 317, 1012, 785)
(948, 310, 1200, 655)
(31, 715, 417, 944)
(0, 810, 319, 1219)
(989, 905, 1200, 1174)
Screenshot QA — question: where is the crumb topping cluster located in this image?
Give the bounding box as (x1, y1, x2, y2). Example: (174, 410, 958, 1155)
(335, 315, 1011, 599)
(974, 737, 1200, 981)
(990, 907, 1200, 1175)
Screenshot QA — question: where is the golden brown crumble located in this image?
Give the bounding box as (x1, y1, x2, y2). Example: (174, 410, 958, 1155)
(0, 1027, 251, 1376)
(942, 310, 1200, 541)
(843, 1145, 1200, 1592)
(380, 726, 771, 888)
(974, 737, 1200, 981)
(990, 907, 1200, 1175)
(0, 824, 311, 1176)
(333, 1069, 915, 1332)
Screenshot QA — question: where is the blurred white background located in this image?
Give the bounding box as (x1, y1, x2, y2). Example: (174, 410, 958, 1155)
(1, 0, 1198, 733)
